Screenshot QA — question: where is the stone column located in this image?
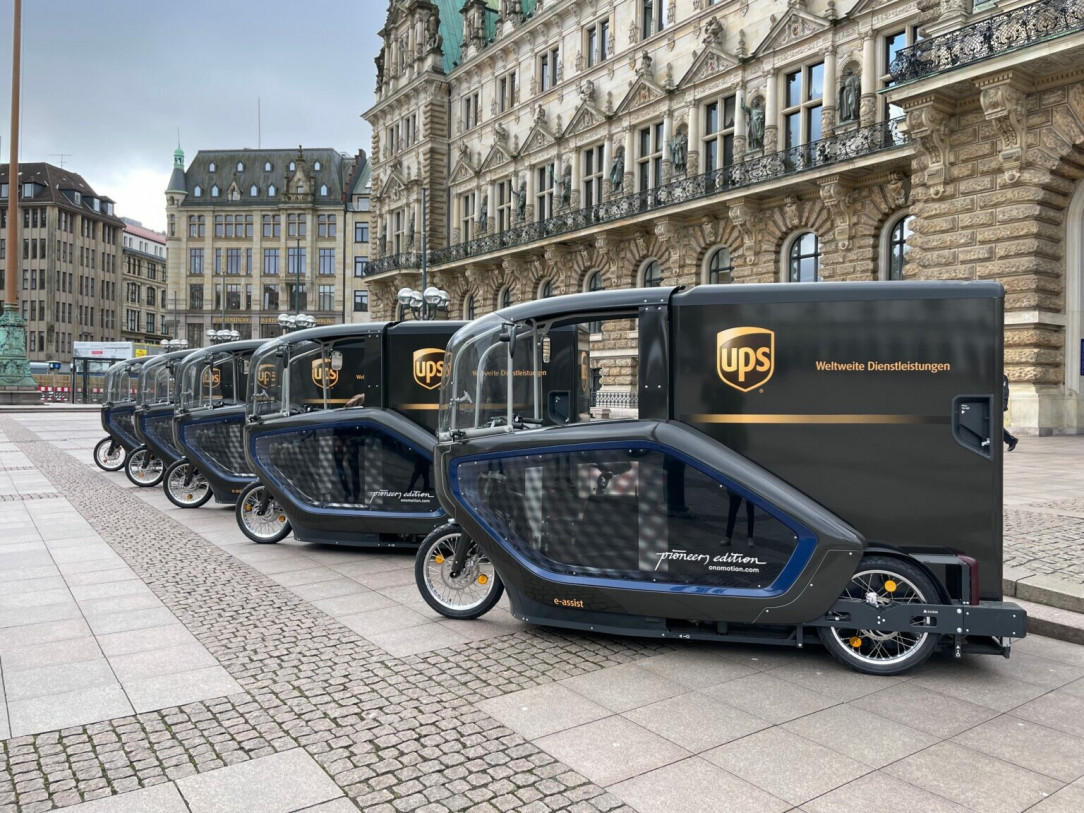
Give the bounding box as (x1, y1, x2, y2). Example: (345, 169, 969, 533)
(525, 164, 536, 222)
(764, 71, 778, 153)
(571, 146, 582, 209)
(624, 127, 635, 193)
(735, 90, 748, 156)
(861, 36, 877, 127)
(662, 111, 674, 181)
(687, 103, 701, 175)
(822, 47, 837, 138)
(602, 138, 613, 197)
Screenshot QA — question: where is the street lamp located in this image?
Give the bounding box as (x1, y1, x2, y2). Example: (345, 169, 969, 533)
(159, 339, 189, 351)
(397, 285, 449, 320)
(277, 313, 317, 333)
(205, 329, 240, 345)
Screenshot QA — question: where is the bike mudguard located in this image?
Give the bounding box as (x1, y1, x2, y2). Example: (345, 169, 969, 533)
(246, 407, 445, 545)
(103, 405, 141, 452)
(438, 419, 866, 626)
(139, 405, 184, 465)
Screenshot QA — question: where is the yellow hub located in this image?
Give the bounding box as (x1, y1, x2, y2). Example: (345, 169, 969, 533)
(477, 574, 489, 585)
(884, 580, 898, 593)
(849, 636, 863, 649)
(434, 554, 445, 565)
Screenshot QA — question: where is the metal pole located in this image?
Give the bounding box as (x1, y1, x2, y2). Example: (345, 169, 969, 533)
(295, 236, 301, 314)
(4, 0, 21, 307)
(421, 187, 428, 320)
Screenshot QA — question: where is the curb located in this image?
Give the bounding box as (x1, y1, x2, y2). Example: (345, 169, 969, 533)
(1004, 569, 1084, 645)
(1012, 599, 1084, 647)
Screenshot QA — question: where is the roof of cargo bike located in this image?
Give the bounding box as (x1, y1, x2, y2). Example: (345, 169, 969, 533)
(177, 339, 266, 367)
(252, 320, 467, 355)
(487, 281, 1004, 324)
(140, 348, 196, 373)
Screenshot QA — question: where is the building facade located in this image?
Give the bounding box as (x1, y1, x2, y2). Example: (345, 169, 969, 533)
(1, 162, 123, 363)
(121, 220, 170, 344)
(364, 0, 1084, 435)
(164, 146, 371, 347)
(345, 151, 375, 323)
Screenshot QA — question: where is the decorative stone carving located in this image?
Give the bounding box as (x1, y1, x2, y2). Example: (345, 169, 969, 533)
(819, 180, 857, 250)
(905, 103, 951, 199)
(885, 171, 909, 209)
(727, 200, 759, 256)
(783, 195, 802, 229)
(839, 69, 861, 123)
(742, 96, 766, 151)
(978, 77, 1028, 184)
(703, 17, 725, 49)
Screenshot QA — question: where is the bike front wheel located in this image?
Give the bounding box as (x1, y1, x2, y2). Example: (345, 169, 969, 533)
(125, 447, 165, 488)
(235, 482, 292, 544)
(164, 460, 213, 508)
(415, 523, 503, 620)
(94, 437, 126, 472)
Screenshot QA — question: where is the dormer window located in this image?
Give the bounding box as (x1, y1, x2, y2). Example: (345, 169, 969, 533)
(90, 198, 101, 212)
(320, 184, 328, 196)
(208, 162, 216, 172)
(237, 161, 244, 172)
(228, 188, 240, 201)
(296, 183, 304, 194)
(250, 185, 259, 196)
(264, 161, 272, 171)
(193, 185, 202, 197)
(289, 161, 296, 171)
(211, 185, 220, 197)
(314, 161, 321, 171)
(268, 184, 276, 197)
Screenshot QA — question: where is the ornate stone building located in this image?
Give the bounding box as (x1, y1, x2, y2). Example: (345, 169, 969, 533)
(120, 220, 170, 345)
(164, 146, 371, 347)
(364, 0, 1084, 434)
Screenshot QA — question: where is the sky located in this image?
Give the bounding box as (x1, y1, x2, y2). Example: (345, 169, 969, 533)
(0, 0, 382, 232)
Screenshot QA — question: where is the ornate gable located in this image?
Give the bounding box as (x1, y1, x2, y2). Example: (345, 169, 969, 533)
(518, 118, 556, 157)
(753, 8, 832, 58)
(563, 102, 606, 138)
(615, 76, 667, 116)
(480, 142, 514, 173)
(679, 45, 741, 90)
(378, 168, 408, 201)
(448, 151, 479, 186)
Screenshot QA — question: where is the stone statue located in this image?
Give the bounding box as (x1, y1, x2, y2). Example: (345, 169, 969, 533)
(637, 50, 653, 77)
(559, 163, 572, 207)
(479, 194, 489, 232)
(703, 17, 725, 48)
(425, 13, 442, 53)
(669, 128, 689, 174)
(742, 96, 765, 151)
(609, 145, 625, 192)
(513, 179, 527, 221)
(375, 48, 386, 85)
(501, 0, 522, 25)
(379, 224, 387, 255)
(839, 70, 861, 123)
(408, 213, 416, 246)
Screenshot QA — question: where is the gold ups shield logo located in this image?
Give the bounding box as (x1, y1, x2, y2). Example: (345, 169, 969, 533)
(413, 348, 446, 391)
(312, 358, 339, 389)
(716, 327, 775, 392)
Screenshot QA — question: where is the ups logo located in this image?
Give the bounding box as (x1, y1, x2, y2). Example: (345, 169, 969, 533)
(717, 327, 774, 392)
(312, 358, 339, 389)
(413, 348, 446, 391)
(201, 367, 222, 388)
(256, 364, 277, 388)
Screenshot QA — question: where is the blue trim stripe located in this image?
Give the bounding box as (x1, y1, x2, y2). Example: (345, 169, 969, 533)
(448, 440, 818, 599)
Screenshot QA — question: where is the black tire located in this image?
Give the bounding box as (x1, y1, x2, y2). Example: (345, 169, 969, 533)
(164, 460, 213, 508)
(94, 437, 126, 472)
(125, 447, 165, 488)
(235, 482, 292, 544)
(415, 523, 504, 619)
(817, 554, 943, 676)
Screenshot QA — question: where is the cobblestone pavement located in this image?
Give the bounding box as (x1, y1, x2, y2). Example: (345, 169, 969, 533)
(1, 414, 1083, 813)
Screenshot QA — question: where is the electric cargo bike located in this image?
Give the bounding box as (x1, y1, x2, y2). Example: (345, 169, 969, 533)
(169, 340, 265, 509)
(415, 282, 1028, 675)
(240, 321, 472, 546)
(94, 358, 148, 472)
(125, 350, 191, 488)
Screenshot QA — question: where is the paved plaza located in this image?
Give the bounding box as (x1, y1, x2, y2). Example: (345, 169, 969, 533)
(1, 413, 1083, 813)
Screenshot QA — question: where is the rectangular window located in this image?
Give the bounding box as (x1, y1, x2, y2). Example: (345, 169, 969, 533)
(583, 145, 605, 206)
(317, 285, 334, 311)
(318, 214, 337, 238)
(353, 290, 369, 312)
(263, 248, 280, 275)
(637, 122, 664, 191)
(585, 18, 610, 67)
(287, 283, 307, 311)
(319, 248, 335, 275)
(354, 222, 370, 243)
(882, 27, 920, 119)
(189, 284, 203, 310)
(539, 46, 560, 92)
(460, 193, 476, 241)
(782, 62, 824, 149)
(463, 92, 480, 130)
(703, 95, 736, 172)
(263, 284, 280, 310)
(641, 0, 670, 40)
(226, 248, 242, 275)
(288, 214, 307, 237)
(288, 247, 306, 276)
(226, 283, 242, 311)
(496, 178, 513, 232)
(536, 164, 555, 221)
(499, 71, 516, 113)
(188, 248, 204, 275)
(354, 257, 370, 277)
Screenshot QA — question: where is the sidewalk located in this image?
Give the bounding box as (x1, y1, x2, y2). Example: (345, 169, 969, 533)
(2, 413, 1083, 813)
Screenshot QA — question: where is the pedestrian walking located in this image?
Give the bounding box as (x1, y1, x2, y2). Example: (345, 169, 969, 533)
(1004, 374, 1018, 451)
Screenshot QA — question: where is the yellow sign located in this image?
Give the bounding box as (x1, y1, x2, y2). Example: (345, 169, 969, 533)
(135, 349, 148, 357)
(413, 348, 447, 391)
(716, 327, 774, 392)
(312, 357, 339, 389)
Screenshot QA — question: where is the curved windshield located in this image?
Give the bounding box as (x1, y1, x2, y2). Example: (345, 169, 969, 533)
(104, 361, 141, 404)
(249, 344, 286, 419)
(179, 351, 241, 410)
(138, 361, 173, 406)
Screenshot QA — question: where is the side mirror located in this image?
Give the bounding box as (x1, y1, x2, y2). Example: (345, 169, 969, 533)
(499, 322, 518, 359)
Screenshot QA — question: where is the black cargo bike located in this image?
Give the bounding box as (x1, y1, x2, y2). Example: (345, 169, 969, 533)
(414, 282, 1028, 676)
(93, 358, 148, 473)
(125, 349, 192, 488)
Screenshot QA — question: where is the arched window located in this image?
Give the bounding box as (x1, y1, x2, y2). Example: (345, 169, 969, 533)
(250, 185, 259, 197)
(208, 162, 216, 172)
(499, 286, 513, 309)
(706, 247, 733, 284)
(787, 232, 821, 282)
(268, 184, 276, 197)
(320, 184, 328, 196)
(465, 294, 476, 320)
(289, 161, 296, 171)
(886, 214, 913, 281)
(642, 259, 663, 287)
(264, 161, 272, 172)
(193, 185, 202, 197)
(314, 161, 322, 171)
(210, 185, 220, 198)
(237, 161, 244, 172)
(539, 279, 554, 299)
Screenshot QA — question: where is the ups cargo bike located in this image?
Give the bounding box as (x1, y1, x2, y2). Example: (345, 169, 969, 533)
(126, 349, 191, 487)
(93, 358, 148, 472)
(415, 281, 1027, 676)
